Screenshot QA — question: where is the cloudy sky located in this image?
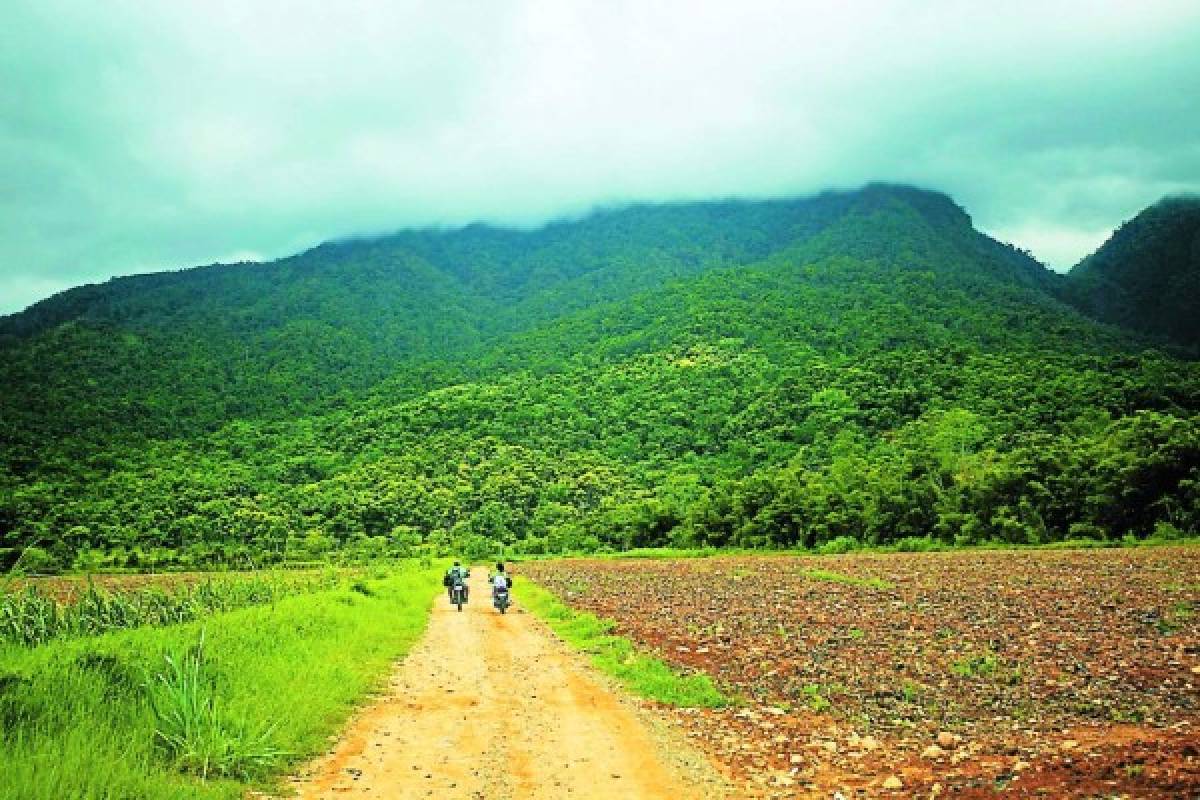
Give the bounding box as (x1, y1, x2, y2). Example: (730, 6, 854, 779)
(2, 0, 1198, 314)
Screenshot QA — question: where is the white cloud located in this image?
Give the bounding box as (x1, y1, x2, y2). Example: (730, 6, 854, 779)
(1, 0, 1199, 313)
(0, 275, 79, 316)
(985, 223, 1114, 272)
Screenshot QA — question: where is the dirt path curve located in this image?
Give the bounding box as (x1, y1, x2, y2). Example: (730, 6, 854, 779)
(287, 570, 729, 799)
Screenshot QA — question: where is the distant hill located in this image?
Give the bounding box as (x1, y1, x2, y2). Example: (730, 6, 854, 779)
(0, 184, 1071, 450)
(1065, 196, 1200, 352)
(2, 184, 1197, 571)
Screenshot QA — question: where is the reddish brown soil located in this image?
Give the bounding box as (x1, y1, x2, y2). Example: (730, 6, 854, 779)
(524, 548, 1200, 798)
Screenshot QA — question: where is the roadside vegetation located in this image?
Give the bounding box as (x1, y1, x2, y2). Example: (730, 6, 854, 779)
(0, 570, 342, 647)
(0, 561, 442, 800)
(518, 579, 727, 708)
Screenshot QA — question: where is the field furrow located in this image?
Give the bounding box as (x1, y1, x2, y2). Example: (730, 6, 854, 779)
(524, 548, 1200, 797)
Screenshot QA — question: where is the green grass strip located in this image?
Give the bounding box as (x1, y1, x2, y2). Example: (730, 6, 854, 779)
(0, 561, 444, 800)
(798, 567, 893, 590)
(519, 580, 727, 708)
(596, 547, 722, 560)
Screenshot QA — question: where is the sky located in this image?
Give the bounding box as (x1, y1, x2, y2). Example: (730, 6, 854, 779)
(2, 0, 1199, 315)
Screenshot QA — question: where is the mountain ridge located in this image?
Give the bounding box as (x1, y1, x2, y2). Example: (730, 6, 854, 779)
(2, 182, 1088, 451)
(0, 183, 1037, 335)
(2, 182, 1197, 570)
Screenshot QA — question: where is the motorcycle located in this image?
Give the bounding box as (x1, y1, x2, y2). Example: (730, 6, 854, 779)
(443, 569, 469, 612)
(449, 579, 468, 611)
(492, 585, 510, 614)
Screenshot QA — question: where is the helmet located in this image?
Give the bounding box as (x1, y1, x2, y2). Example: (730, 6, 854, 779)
(496, 562, 505, 571)
(453, 560, 461, 566)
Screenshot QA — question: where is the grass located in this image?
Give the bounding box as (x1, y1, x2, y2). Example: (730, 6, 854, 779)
(518, 580, 728, 708)
(951, 650, 999, 678)
(800, 683, 831, 712)
(0, 560, 444, 800)
(950, 649, 1023, 685)
(1154, 601, 1195, 634)
(798, 568, 893, 590)
(146, 629, 283, 781)
(0, 571, 342, 647)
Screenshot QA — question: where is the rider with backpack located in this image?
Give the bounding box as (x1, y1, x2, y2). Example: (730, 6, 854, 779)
(443, 560, 470, 602)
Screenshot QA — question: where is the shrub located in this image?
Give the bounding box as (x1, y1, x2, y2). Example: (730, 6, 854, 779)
(1151, 520, 1186, 541)
(17, 546, 63, 575)
(1067, 522, 1106, 541)
(817, 535, 860, 555)
(890, 536, 942, 552)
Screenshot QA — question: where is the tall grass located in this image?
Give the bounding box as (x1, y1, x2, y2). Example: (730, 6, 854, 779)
(0, 561, 444, 800)
(0, 572, 339, 647)
(147, 630, 283, 781)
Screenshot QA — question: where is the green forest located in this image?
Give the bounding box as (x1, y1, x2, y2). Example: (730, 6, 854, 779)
(2, 184, 1198, 571)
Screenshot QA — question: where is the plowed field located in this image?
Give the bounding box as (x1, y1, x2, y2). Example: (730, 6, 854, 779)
(524, 548, 1200, 798)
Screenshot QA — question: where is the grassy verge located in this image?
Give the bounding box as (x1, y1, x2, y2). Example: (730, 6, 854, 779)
(518, 579, 727, 708)
(0, 561, 443, 800)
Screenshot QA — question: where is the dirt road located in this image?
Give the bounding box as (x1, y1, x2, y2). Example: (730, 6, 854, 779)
(288, 570, 728, 799)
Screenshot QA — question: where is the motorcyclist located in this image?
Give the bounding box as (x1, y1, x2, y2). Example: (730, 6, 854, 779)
(444, 560, 470, 602)
(488, 562, 512, 600)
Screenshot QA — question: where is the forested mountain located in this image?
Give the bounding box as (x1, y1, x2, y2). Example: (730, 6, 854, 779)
(0, 190, 870, 455)
(2, 184, 1197, 571)
(1065, 195, 1200, 351)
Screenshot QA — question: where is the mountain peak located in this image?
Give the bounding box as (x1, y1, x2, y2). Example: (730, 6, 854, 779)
(1066, 194, 1200, 351)
(849, 183, 972, 227)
